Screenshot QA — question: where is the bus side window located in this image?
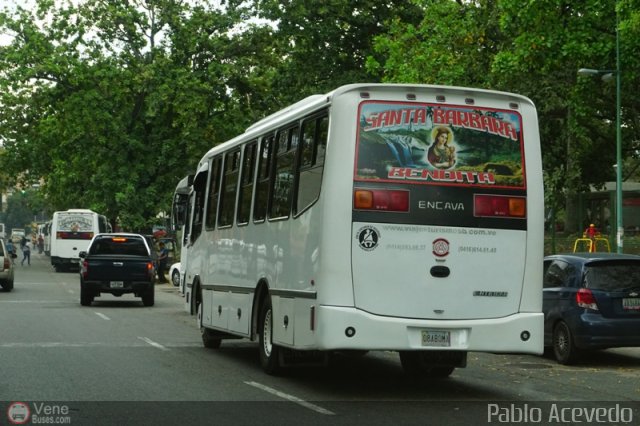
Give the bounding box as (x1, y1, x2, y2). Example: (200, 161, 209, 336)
(237, 141, 257, 226)
(192, 165, 211, 241)
(184, 194, 192, 246)
(205, 157, 223, 230)
(218, 149, 241, 228)
(296, 115, 328, 214)
(254, 136, 273, 223)
(270, 126, 298, 219)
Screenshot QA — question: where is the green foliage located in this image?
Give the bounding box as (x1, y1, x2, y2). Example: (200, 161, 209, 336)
(0, 190, 44, 231)
(252, 0, 424, 104)
(368, 0, 640, 221)
(0, 0, 265, 230)
(0, 0, 638, 233)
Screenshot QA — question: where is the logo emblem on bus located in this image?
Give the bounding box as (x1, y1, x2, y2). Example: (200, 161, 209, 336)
(356, 226, 380, 251)
(432, 238, 449, 257)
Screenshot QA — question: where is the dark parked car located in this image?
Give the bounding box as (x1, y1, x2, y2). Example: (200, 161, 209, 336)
(543, 253, 640, 364)
(0, 238, 15, 292)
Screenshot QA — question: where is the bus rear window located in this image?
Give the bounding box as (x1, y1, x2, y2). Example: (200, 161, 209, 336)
(355, 102, 525, 188)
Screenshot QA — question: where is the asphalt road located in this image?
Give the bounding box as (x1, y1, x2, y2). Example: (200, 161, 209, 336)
(1, 251, 639, 425)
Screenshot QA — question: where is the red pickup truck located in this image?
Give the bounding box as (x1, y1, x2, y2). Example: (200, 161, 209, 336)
(79, 233, 156, 306)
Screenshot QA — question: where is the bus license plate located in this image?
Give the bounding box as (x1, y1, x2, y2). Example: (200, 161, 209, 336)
(110, 281, 124, 288)
(422, 330, 451, 347)
(623, 298, 640, 310)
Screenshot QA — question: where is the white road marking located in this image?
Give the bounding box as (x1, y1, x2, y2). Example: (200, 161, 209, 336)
(95, 312, 110, 321)
(0, 300, 74, 303)
(245, 381, 334, 415)
(137, 336, 170, 351)
(0, 342, 200, 348)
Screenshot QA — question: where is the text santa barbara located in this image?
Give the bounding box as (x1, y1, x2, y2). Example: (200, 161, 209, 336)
(364, 107, 518, 142)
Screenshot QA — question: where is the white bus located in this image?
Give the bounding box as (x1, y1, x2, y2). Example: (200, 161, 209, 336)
(50, 209, 111, 271)
(170, 175, 193, 294)
(183, 83, 544, 376)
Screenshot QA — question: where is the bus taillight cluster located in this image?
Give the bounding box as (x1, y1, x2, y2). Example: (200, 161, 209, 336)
(354, 189, 409, 212)
(474, 194, 526, 218)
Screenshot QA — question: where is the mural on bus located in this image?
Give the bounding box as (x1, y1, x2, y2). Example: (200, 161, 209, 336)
(355, 102, 526, 188)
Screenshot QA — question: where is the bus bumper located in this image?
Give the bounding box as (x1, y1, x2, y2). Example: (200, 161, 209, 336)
(315, 306, 544, 355)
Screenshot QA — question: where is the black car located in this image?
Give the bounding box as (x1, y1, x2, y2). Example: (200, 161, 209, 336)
(543, 252, 640, 364)
(79, 233, 156, 306)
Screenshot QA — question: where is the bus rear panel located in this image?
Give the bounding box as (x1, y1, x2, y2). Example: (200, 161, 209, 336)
(323, 87, 543, 355)
(51, 210, 109, 271)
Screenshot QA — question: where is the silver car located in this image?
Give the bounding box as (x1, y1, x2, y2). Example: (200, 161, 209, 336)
(0, 238, 15, 291)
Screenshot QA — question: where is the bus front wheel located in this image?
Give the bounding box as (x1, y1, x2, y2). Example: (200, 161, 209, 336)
(258, 297, 281, 375)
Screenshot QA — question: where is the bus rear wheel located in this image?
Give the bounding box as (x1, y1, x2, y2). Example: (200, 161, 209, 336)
(258, 297, 281, 374)
(399, 351, 456, 379)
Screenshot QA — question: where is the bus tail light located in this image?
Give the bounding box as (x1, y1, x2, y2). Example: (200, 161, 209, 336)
(474, 195, 526, 218)
(354, 189, 409, 212)
(57, 231, 94, 240)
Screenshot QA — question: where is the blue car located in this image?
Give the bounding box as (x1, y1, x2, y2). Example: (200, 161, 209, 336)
(543, 252, 640, 364)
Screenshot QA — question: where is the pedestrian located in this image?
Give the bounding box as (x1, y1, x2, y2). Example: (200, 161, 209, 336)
(21, 240, 31, 266)
(584, 223, 599, 239)
(157, 241, 168, 282)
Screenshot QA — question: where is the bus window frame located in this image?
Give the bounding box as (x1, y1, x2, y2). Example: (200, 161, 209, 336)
(204, 156, 222, 232)
(269, 125, 299, 222)
(253, 135, 274, 224)
(237, 141, 258, 227)
(293, 112, 329, 218)
(218, 148, 242, 229)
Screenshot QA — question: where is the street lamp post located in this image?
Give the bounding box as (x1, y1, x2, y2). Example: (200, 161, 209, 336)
(577, 24, 623, 252)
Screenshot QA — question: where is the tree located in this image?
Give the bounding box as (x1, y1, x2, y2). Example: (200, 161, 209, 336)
(0, 189, 41, 233)
(368, 0, 640, 233)
(252, 0, 424, 105)
(0, 0, 264, 230)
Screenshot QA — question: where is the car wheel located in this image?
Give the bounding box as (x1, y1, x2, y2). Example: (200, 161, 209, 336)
(553, 321, 579, 365)
(171, 269, 180, 287)
(258, 297, 281, 375)
(399, 351, 455, 378)
(80, 286, 93, 306)
(1, 280, 13, 292)
(142, 286, 155, 307)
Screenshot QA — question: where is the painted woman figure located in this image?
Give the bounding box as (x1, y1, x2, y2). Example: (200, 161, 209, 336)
(427, 127, 456, 169)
